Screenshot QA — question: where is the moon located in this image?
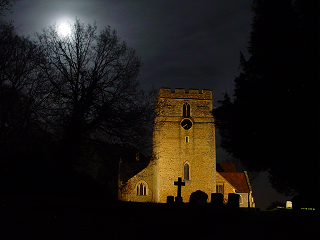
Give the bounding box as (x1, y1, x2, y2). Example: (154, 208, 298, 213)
(58, 23, 71, 37)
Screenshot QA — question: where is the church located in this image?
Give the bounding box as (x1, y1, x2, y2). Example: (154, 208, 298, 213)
(118, 88, 255, 207)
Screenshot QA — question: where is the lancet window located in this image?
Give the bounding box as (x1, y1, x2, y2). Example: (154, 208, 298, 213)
(184, 163, 190, 180)
(136, 182, 147, 195)
(183, 103, 190, 117)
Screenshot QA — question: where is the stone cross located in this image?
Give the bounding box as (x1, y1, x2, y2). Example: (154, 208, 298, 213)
(174, 177, 185, 203)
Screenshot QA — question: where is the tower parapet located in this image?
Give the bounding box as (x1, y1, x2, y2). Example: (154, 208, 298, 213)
(159, 87, 212, 100)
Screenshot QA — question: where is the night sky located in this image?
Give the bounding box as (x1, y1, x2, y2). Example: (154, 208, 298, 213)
(4, 0, 289, 210)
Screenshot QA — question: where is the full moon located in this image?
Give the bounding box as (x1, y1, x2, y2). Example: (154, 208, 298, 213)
(58, 23, 71, 37)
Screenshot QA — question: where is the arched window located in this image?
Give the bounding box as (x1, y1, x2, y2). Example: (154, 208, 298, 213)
(183, 103, 190, 117)
(136, 181, 147, 195)
(184, 163, 190, 180)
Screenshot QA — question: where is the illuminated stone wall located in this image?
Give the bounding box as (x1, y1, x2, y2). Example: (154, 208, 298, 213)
(216, 172, 236, 203)
(238, 193, 255, 208)
(118, 88, 255, 206)
(118, 162, 155, 202)
(119, 88, 217, 203)
(216, 172, 255, 208)
(153, 88, 216, 203)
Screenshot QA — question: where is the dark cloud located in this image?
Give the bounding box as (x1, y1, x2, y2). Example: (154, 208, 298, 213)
(5, 0, 251, 103)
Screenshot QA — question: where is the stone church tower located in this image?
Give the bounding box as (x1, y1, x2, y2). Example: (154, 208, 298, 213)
(153, 88, 216, 202)
(118, 88, 254, 206)
(118, 88, 217, 203)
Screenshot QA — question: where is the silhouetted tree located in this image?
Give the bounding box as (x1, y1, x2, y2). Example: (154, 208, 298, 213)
(0, 21, 45, 152)
(213, 0, 318, 202)
(0, 0, 18, 16)
(36, 19, 155, 167)
(0, 21, 58, 197)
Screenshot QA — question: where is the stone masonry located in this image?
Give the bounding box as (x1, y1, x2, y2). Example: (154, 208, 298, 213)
(153, 88, 216, 203)
(118, 88, 254, 207)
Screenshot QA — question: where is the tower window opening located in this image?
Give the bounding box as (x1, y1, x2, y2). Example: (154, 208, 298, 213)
(186, 136, 189, 142)
(184, 163, 190, 180)
(183, 103, 190, 117)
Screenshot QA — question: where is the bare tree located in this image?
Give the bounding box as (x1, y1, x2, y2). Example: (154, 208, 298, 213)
(0, 0, 19, 16)
(0, 21, 45, 151)
(36, 19, 154, 162)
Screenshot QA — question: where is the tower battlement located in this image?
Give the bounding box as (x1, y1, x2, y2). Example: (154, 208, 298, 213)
(159, 87, 212, 100)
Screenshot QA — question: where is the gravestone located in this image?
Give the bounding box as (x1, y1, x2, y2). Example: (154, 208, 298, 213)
(174, 177, 185, 203)
(189, 190, 208, 205)
(167, 196, 174, 204)
(211, 193, 224, 208)
(227, 193, 240, 209)
(286, 201, 292, 209)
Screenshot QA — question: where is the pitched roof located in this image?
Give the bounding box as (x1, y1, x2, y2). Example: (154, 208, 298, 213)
(119, 161, 149, 183)
(216, 163, 238, 173)
(219, 172, 250, 193)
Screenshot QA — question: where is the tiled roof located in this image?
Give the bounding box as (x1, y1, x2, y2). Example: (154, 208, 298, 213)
(219, 172, 250, 193)
(216, 163, 238, 173)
